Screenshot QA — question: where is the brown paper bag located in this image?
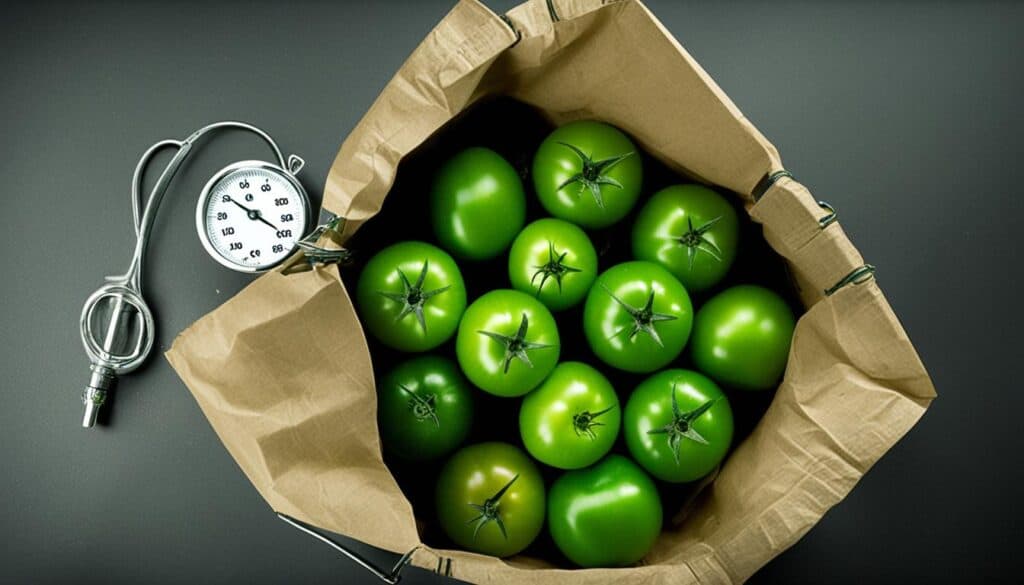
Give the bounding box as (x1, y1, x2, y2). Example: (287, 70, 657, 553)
(166, 1, 935, 582)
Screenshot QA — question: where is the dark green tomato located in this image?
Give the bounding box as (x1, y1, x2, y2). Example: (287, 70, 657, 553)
(377, 355, 474, 461)
(547, 455, 662, 567)
(435, 442, 546, 558)
(430, 147, 526, 261)
(507, 218, 598, 312)
(583, 261, 693, 373)
(690, 285, 796, 391)
(455, 289, 560, 397)
(519, 362, 620, 470)
(631, 184, 740, 293)
(532, 120, 643, 229)
(356, 241, 467, 352)
(624, 369, 734, 483)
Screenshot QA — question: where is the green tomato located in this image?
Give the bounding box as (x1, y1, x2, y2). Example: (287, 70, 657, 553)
(455, 289, 560, 397)
(356, 241, 467, 352)
(583, 261, 693, 373)
(624, 369, 734, 483)
(507, 218, 598, 312)
(430, 147, 526, 261)
(532, 120, 643, 229)
(690, 285, 796, 391)
(377, 355, 474, 461)
(631, 184, 740, 292)
(518, 362, 620, 470)
(547, 455, 662, 567)
(435, 442, 546, 558)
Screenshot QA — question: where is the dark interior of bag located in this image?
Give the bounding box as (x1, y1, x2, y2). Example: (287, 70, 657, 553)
(339, 95, 802, 567)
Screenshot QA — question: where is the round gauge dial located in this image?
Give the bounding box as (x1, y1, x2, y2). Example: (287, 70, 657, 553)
(196, 161, 310, 272)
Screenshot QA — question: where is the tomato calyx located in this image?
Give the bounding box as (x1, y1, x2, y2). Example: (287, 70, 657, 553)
(396, 384, 439, 427)
(646, 385, 719, 464)
(572, 405, 615, 440)
(556, 142, 634, 209)
(377, 260, 451, 332)
(677, 216, 724, 269)
(478, 313, 556, 374)
(467, 473, 519, 540)
(531, 241, 582, 295)
(602, 285, 678, 347)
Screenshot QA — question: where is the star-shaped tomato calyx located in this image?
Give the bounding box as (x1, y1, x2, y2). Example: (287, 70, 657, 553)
(478, 313, 555, 374)
(646, 385, 719, 464)
(556, 142, 633, 209)
(377, 260, 450, 332)
(604, 285, 678, 347)
(572, 405, 615, 440)
(677, 215, 724, 269)
(396, 384, 439, 427)
(466, 474, 519, 541)
(531, 241, 581, 295)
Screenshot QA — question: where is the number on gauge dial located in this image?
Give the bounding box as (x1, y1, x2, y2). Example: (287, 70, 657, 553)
(205, 169, 304, 268)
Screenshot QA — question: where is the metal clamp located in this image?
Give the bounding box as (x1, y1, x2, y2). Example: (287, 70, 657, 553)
(752, 169, 793, 202)
(825, 264, 876, 296)
(817, 200, 838, 228)
(282, 214, 353, 275)
(277, 513, 418, 584)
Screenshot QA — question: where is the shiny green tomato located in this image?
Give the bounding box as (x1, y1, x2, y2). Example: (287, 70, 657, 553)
(377, 355, 474, 461)
(623, 369, 733, 483)
(547, 455, 662, 567)
(507, 218, 598, 312)
(532, 120, 643, 229)
(583, 261, 693, 373)
(455, 289, 560, 397)
(435, 442, 545, 558)
(631, 184, 740, 292)
(518, 362, 620, 469)
(690, 285, 796, 391)
(356, 241, 467, 352)
(430, 147, 526, 261)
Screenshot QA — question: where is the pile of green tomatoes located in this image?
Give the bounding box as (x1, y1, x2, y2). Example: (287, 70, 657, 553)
(354, 118, 797, 568)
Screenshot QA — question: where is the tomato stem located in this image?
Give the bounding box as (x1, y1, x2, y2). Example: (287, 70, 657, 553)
(602, 285, 678, 347)
(478, 313, 555, 374)
(396, 384, 439, 428)
(466, 474, 519, 541)
(377, 260, 451, 333)
(646, 384, 719, 464)
(531, 241, 581, 296)
(677, 215, 724, 269)
(572, 405, 615, 440)
(556, 142, 633, 209)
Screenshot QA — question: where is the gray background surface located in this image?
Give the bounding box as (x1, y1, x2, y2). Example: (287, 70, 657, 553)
(1, 1, 1020, 583)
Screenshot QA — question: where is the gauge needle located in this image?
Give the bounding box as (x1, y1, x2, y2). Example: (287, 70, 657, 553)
(227, 196, 279, 231)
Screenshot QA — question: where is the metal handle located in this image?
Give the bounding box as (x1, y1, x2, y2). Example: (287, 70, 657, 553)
(79, 120, 296, 428)
(276, 513, 418, 584)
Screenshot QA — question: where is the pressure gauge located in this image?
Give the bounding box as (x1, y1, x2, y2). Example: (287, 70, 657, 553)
(196, 159, 311, 273)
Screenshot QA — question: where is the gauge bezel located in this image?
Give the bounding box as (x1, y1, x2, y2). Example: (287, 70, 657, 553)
(195, 160, 312, 273)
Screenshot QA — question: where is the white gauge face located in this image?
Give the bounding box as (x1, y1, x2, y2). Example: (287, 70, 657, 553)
(199, 165, 308, 272)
